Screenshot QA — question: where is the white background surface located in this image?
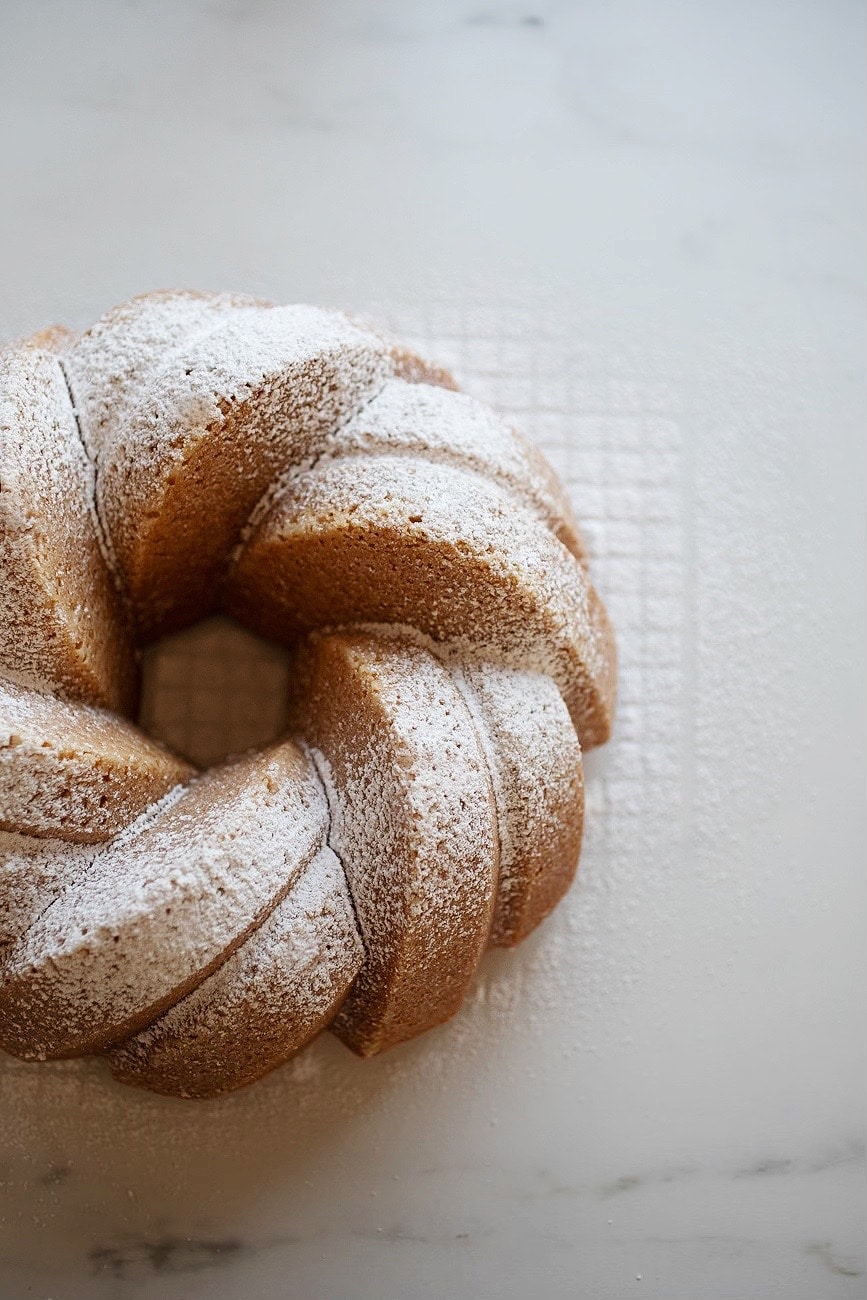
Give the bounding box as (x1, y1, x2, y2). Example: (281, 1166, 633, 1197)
(1, 3, 864, 1297)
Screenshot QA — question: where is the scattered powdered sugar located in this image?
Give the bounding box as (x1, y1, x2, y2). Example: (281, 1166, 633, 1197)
(0, 743, 329, 1060)
(65, 291, 268, 459)
(0, 674, 192, 842)
(453, 662, 584, 947)
(291, 633, 499, 1057)
(0, 830, 94, 955)
(65, 298, 394, 631)
(0, 345, 132, 710)
(229, 453, 614, 747)
(0, 292, 623, 1102)
(108, 845, 363, 1098)
(245, 377, 583, 560)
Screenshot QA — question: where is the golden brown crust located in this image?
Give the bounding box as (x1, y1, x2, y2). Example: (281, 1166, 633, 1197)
(386, 343, 459, 391)
(0, 742, 328, 1060)
(107, 845, 363, 1098)
(460, 664, 584, 947)
(16, 324, 77, 354)
(0, 675, 193, 842)
(0, 344, 136, 713)
(1, 292, 617, 1093)
(225, 455, 615, 749)
(288, 632, 499, 1057)
(65, 298, 394, 639)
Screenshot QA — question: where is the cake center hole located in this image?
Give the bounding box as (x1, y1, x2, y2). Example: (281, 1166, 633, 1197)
(138, 616, 291, 769)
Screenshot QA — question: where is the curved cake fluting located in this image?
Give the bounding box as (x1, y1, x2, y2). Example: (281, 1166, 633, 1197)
(65, 295, 395, 638)
(0, 343, 135, 712)
(380, 343, 458, 392)
(63, 291, 266, 444)
(457, 664, 584, 947)
(0, 833, 92, 961)
(0, 743, 328, 1059)
(255, 377, 585, 561)
(342, 378, 585, 560)
(0, 291, 617, 1096)
(287, 632, 499, 1057)
(225, 455, 615, 749)
(0, 676, 193, 842)
(108, 845, 363, 1098)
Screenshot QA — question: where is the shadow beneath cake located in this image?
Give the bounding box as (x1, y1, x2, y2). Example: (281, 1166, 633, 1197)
(0, 968, 529, 1284)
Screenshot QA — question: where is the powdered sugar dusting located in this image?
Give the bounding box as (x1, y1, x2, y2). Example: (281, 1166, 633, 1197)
(65, 298, 395, 634)
(247, 378, 584, 559)
(108, 845, 363, 1098)
(0, 675, 192, 842)
(456, 663, 583, 947)
(229, 453, 614, 747)
(0, 346, 132, 710)
(0, 292, 617, 1099)
(66, 291, 267, 461)
(290, 633, 499, 1056)
(0, 743, 329, 1060)
(0, 831, 94, 955)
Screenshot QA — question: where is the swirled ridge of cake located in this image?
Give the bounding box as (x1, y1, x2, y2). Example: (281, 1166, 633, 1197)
(0, 675, 193, 842)
(0, 743, 328, 1059)
(225, 454, 614, 749)
(0, 343, 134, 712)
(107, 845, 364, 1098)
(0, 291, 616, 1097)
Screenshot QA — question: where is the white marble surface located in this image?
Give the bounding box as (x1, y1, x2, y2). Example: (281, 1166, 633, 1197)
(1, 2, 864, 1297)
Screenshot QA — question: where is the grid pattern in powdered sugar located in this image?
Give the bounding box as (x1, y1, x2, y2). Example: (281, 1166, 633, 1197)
(369, 300, 686, 1017)
(142, 301, 686, 1017)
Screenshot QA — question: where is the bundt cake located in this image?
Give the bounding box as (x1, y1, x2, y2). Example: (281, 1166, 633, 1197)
(0, 291, 616, 1098)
